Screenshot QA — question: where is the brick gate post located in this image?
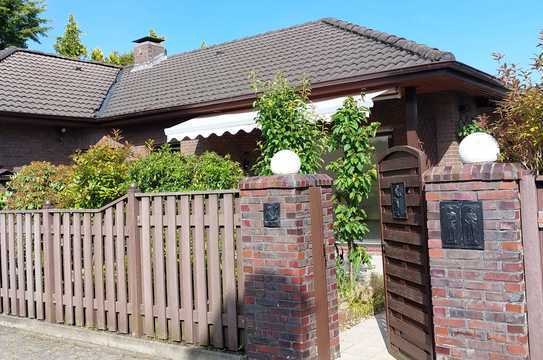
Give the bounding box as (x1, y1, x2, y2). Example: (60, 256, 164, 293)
(239, 174, 340, 359)
(424, 163, 531, 359)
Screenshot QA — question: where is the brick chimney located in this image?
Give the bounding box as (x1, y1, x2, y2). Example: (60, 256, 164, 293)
(133, 35, 166, 66)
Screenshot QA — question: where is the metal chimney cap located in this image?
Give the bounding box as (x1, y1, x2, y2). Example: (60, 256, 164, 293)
(133, 36, 164, 44)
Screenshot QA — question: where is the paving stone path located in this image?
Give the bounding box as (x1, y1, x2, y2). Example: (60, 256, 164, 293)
(0, 325, 161, 360)
(340, 312, 395, 360)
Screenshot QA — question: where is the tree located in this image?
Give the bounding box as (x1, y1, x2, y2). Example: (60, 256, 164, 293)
(90, 47, 104, 62)
(54, 14, 87, 59)
(106, 50, 133, 66)
(252, 74, 327, 175)
(0, 0, 49, 49)
(327, 96, 380, 283)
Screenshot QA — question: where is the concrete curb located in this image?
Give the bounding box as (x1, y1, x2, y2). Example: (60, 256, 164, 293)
(0, 315, 244, 360)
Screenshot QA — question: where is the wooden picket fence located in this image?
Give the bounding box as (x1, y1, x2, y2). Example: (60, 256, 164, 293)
(0, 188, 243, 351)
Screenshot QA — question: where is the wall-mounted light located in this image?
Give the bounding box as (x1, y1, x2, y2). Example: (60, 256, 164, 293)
(59, 127, 67, 143)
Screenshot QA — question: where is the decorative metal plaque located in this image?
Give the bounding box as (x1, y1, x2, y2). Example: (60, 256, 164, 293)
(440, 200, 484, 250)
(391, 182, 407, 219)
(263, 202, 280, 228)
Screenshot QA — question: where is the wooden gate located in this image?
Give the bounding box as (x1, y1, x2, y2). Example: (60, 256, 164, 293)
(377, 146, 434, 360)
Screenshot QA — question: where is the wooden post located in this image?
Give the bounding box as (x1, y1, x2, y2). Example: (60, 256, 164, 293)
(42, 201, 55, 323)
(520, 175, 543, 359)
(309, 187, 331, 360)
(126, 185, 142, 336)
(405, 87, 420, 149)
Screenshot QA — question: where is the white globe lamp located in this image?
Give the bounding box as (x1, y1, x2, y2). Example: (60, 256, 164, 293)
(459, 132, 500, 164)
(270, 150, 301, 175)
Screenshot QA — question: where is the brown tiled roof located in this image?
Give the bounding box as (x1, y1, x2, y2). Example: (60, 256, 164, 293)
(0, 18, 456, 120)
(0, 49, 119, 118)
(98, 18, 455, 118)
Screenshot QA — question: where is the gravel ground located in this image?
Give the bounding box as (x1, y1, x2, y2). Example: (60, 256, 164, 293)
(0, 325, 161, 360)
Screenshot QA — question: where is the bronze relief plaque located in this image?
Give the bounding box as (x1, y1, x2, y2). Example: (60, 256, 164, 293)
(391, 182, 407, 219)
(440, 200, 484, 250)
(263, 202, 280, 228)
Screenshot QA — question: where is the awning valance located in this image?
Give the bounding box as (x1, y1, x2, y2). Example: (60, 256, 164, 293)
(165, 90, 388, 141)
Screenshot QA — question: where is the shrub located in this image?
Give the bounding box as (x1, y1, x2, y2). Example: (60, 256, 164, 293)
(252, 74, 327, 175)
(488, 32, 543, 173)
(5, 162, 72, 210)
(190, 152, 244, 191)
(0, 191, 9, 210)
(128, 144, 193, 192)
(65, 142, 131, 208)
(129, 145, 244, 192)
(457, 114, 488, 141)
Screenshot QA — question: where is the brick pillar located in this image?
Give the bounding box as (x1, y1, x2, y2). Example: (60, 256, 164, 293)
(240, 174, 340, 359)
(424, 163, 530, 359)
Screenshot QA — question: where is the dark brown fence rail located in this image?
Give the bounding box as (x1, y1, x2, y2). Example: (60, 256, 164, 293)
(0, 189, 243, 352)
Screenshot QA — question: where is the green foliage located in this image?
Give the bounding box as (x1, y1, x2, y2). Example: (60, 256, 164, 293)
(489, 31, 543, 173)
(54, 14, 87, 59)
(148, 29, 165, 41)
(337, 267, 385, 327)
(252, 74, 327, 175)
(457, 117, 486, 141)
(0, 190, 10, 210)
(190, 152, 244, 191)
(327, 96, 380, 276)
(5, 161, 72, 210)
(0, 0, 49, 49)
(128, 145, 243, 192)
(90, 47, 104, 62)
(65, 142, 131, 208)
(105, 50, 134, 66)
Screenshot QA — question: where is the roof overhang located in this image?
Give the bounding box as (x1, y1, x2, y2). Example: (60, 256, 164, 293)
(0, 61, 506, 127)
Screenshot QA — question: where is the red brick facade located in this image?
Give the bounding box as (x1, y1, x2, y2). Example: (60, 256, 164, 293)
(425, 163, 530, 359)
(239, 174, 339, 359)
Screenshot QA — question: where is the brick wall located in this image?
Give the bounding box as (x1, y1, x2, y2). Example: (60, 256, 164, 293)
(424, 163, 530, 359)
(0, 121, 103, 168)
(239, 174, 339, 359)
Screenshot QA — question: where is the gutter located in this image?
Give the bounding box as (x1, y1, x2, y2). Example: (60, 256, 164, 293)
(0, 61, 507, 127)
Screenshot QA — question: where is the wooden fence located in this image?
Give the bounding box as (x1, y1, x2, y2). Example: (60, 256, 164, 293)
(0, 188, 243, 351)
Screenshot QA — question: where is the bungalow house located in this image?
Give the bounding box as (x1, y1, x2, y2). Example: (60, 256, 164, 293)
(0, 18, 506, 248)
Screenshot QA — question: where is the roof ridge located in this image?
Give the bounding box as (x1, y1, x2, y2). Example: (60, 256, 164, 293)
(321, 17, 455, 62)
(0, 47, 122, 68)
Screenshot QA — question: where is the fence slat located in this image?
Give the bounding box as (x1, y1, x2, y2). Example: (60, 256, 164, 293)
(180, 195, 194, 343)
(83, 213, 94, 327)
(43, 208, 55, 322)
(223, 193, 238, 350)
(141, 197, 154, 336)
(153, 197, 167, 339)
(166, 196, 181, 341)
(53, 213, 63, 322)
(73, 213, 84, 326)
(0, 214, 8, 314)
(25, 214, 34, 318)
(33, 214, 44, 320)
(115, 202, 128, 333)
(194, 195, 208, 346)
(207, 195, 223, 348)
(62, 213, 73, 325)
(8, 214, 17, 315)
(104, 207, 117, 331)
(16, 214, 26, 317)
(94, 212, 106, 330)
(126, 187, 142, 336)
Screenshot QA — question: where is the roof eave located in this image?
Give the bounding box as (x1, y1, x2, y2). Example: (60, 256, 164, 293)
(96, 61, 507, 125)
